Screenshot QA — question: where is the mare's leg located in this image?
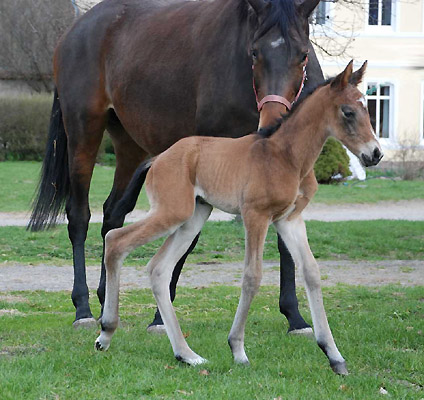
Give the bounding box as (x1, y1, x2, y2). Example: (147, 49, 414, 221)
(62, 105, 107, 328)
(147, 232, 201, 333)
(277, 235, 312, 334)
(149, 201, 212, 364)
(95, 205, 192, 351)
(228, 211, 269, 364)
(274, 217, 348, 375)
(278, 171, 317, 334)
(97, 112, 147, 311)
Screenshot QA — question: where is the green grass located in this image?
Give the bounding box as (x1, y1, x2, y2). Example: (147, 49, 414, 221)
(0, 220, 423, 266)
(313, 177, 424, 204)
(0, 161, 150, 212)
(0, 286, 423, 399)
(1, 162, 423, 212)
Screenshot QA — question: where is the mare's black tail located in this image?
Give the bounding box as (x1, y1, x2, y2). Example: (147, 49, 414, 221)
(110, 159, 153, 221)
(28, 88, 70, 231)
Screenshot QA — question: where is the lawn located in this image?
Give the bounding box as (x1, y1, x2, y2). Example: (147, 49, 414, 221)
(0, 285, 423, 399)
(0, 220, 423, 265)
(1, 161, 423, 212)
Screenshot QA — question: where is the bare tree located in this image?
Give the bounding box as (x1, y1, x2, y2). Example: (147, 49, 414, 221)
(0, 0, 74, 92)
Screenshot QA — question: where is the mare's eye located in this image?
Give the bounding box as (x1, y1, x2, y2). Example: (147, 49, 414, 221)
(342, 106, 355, 119)
(301, 53, 308, 63)
(251, 49, 258, 60)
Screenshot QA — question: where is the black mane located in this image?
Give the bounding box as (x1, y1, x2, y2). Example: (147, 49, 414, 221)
(257, 0, 300, 42)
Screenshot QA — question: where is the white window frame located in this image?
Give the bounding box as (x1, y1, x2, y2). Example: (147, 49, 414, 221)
(310, 0, 335, 35)
(364, 80, 396, 145)
(311, 0, 331, 26)
(365, 0, 397, 32)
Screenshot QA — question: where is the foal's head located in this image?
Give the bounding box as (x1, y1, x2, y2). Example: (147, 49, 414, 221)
(246, 0, 320, 134)
(325, 61, 383, 167)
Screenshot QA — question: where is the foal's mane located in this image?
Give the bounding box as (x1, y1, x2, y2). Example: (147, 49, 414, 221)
(283, 76, 334, 120)
(257, 76, 335, 138)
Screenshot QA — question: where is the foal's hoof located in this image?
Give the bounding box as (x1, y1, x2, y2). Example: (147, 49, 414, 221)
(235, 358, 250, 366)
(330, 360, 349, 376)
(94, 336, 110, 352)
(288, 327, 314, 337)
(73, 317, 98, 329)
(146, 324, 166, 335)
(175, 354, 208, 366)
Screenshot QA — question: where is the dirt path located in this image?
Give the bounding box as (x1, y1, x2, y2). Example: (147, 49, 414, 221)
(1, 200, 423, 292)
(1, 260, 423, 292)
(1, 199, 424, 226)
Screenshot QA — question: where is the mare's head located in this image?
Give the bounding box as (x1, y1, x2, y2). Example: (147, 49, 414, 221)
(325, 61, 383, 167)
(246, 0, 320, 134)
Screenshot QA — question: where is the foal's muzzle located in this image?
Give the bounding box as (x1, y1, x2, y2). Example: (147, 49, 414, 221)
(361, 147, 384, 167)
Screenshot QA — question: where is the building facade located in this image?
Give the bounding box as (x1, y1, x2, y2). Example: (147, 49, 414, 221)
(312, 0, 424, 162)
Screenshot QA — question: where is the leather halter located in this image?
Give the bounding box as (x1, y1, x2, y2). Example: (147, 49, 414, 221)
(253, 56, 308, 112)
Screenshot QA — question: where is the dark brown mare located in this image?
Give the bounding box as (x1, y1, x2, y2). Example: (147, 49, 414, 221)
(29, 0, 324, 330)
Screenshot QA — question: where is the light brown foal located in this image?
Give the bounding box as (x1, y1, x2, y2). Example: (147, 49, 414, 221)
(95, 61, 383, 375)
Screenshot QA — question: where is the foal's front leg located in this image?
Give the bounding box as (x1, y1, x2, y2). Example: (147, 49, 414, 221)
(274, 216, 348, 375)
(228, 211, 269, 364)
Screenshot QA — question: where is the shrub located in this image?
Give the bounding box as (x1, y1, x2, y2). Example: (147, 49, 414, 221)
(0, 94, 52, 161)
(314, 138, 351, 184)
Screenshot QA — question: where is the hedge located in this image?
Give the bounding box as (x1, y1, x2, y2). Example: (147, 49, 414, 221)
(0, 95, 351, 183)
(314, 137, 351, 183)
(0, 94, 51, 161)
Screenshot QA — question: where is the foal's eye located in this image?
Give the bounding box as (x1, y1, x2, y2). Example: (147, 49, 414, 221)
(342, 106, 355, 119)
(251, 50, 258, 60)
(301, 53, 308, 63)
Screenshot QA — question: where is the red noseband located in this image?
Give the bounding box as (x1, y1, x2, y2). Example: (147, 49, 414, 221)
(252, 56, 308, 112)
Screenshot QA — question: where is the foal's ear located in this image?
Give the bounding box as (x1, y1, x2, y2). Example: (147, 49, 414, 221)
(331, 60, 353, 91)
(296, 0, 321, 18)
(349, 61, 368, 86)
(245, 0, 266, 15)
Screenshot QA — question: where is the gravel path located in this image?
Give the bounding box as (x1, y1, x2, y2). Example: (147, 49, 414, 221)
(1, 199, 424, 226)
(1, 260, 423, 292)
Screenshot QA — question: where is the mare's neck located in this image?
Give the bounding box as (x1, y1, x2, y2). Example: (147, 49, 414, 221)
(270, 86, 332, 178)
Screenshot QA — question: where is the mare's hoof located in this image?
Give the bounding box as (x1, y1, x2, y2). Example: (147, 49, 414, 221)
(288, 327, 314, 337)
(94, 337, 110, 352)
(146, 324, 166, 335)
(73, 317, 98, 329)
(330, 360, 349, 376)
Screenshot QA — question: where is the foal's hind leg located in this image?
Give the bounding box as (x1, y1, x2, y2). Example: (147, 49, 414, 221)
(149, 201, 212, 364)
(228, 211, 269, 364)
(147, 232, 201, 334)
(274, 217, 348, 375)
(95, 208, 189, 351)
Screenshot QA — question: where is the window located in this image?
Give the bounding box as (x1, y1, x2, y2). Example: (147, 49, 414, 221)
(366, 82, 393, 139)
(312, 1, 330, 25)
(368, 0, 393, 26)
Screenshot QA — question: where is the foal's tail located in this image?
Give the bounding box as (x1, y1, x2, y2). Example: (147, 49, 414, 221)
(110, 159, 153, 221)
(28, 88, 70, 231)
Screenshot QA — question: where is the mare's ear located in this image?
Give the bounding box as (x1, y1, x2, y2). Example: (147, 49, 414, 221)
(331, 60, 353, 91)
(296, 0, 321, 18)
(245, 0, 266, 15)
(349, 61, 368, 86)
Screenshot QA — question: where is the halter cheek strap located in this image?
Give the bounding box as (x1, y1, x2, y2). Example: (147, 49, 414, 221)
(253, 56, 308, 112)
